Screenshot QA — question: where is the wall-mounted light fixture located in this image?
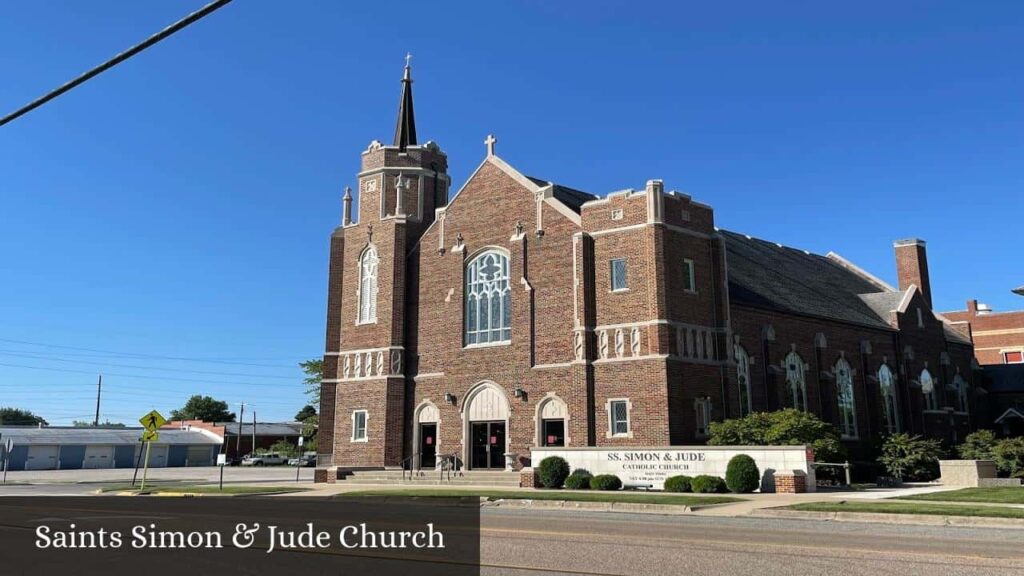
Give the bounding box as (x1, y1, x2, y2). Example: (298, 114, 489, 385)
(444, 392, 456, 405)
(513, 388, 526, 400)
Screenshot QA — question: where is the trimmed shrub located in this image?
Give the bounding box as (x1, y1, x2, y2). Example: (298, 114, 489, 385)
(992, 437, 1024, 478)
(691, 475, 727, 493)
(537, 456, 570, 488)
(707, 409, 846, 472)
(564, 469, 593, 490)
(663, 475, 693, 493)
(879, 433, 944, 481)
(958, 430, 997, 461)
(590, 474, 622, 491)
(725, 454, 760, 493)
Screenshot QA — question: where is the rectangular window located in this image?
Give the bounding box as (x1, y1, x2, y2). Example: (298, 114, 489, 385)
(609, 400, 629, 436)
(682, 259, 696, 292)
(609, 259, 628, 291)
(694, 398, 711, 437)
(351, 410, 367, 442)
(1005, 351, 1024, 364)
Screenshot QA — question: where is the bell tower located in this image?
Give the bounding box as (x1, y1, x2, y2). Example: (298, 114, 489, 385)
(320, 57, 450, 472)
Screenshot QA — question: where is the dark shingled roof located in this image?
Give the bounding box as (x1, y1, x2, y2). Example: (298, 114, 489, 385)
(526, 175, 597, 213)
(980, 364, 1024, 394)
(721, 230, 895, 329)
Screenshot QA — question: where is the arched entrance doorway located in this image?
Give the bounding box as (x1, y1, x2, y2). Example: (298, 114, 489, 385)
(462, 382, 510, 470)
(535, 393, 569, 447)
(413, 401, 439, 470)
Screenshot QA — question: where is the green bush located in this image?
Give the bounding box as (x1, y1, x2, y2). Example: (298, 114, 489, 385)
(564, 469, 593, 490)
(992, 437, 1024, 478)
(879, 433, 944, 481)
(663, 475, 693, 493)
(537, 456, 570, 488)
(725, 454, 760, 493)
(691, 475, 727, 493)
(589, 474, 622, 491)
(707, 409, 846, 466)
(958, 430, 997, 461)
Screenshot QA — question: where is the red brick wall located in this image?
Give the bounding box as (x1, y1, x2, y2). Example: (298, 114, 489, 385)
(944, 301, 1024, 366)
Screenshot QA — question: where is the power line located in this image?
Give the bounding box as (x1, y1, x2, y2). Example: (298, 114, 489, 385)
(0, 0, 234, 127)
(0, 350, 298, 380)
(0, 338, 302, 368)
(0, 361, 302, 389)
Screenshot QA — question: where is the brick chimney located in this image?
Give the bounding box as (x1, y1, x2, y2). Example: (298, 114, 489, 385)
(894, 238, 932, 308)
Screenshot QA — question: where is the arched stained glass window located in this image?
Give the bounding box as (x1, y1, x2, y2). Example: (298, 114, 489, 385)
(357, 245, 379, 324)
(879, 364, 900, 434)
(953, 373, 969, 413)
(921, 368, 937, 411)
(735, 345, 752, 416)
(784, 350, 807, 411)
(465, 250, 511, 345)
(835, 357, 857, 438)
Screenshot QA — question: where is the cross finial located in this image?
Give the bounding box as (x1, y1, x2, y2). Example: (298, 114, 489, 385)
(485, 134, 496, 157)
(405, 52, 413, 68)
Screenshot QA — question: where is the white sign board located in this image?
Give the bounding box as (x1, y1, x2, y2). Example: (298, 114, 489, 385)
(530, 446, 815, 492)
(217, 453, 227, 466)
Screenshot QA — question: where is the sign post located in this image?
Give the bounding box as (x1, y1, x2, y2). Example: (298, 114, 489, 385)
(2, 438, 12, 485)
(295, 436, 304, 483)
(137, 410, 166, 491)
(217, 453, 226, 491)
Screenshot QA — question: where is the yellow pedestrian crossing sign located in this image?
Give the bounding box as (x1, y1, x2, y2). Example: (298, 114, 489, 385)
(139, 410, 166, 432)
(141, 430, 159, 443)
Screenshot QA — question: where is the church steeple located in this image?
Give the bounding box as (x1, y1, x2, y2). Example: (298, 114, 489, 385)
(393, 53, 417, 151)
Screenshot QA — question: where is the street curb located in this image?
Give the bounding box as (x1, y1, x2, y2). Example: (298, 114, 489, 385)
(483, 498, 692, 515)
(752, 507, 1024, 530)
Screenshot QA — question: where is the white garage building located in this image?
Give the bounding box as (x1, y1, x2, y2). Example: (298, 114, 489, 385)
(0, 426, 222, 471)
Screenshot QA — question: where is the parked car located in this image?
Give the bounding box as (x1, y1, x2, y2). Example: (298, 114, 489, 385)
(241, 452, 286, 466)
(288, 454, 316, 467)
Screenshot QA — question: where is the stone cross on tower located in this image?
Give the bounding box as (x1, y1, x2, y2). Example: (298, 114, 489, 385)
(405, 52, 412, 68)
(485, 134, 496, 157)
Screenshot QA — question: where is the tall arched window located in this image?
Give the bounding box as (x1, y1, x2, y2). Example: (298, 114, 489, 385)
(465, 250, 511, 345)
(953, 373, 968, 413)
(921, 368, 937, 411)
(735, 345, 752, 416)
(357, 245, 379, 324)
(878, 364, 900, 434)
(784, 350, 807, 411)
(835, 357, 857, 439)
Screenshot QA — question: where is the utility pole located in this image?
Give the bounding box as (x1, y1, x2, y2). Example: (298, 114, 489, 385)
(252, 410, 256, 453)
(93, 374, 103, 426)
(236, 402, 245, 457)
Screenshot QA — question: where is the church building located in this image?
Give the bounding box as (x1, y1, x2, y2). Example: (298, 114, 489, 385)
(316, 63, 978, 478)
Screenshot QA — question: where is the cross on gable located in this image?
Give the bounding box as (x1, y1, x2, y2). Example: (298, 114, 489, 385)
(485, 134, 496, 157)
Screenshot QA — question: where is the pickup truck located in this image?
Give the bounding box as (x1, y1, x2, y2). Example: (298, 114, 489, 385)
(241, 452, 286, 466)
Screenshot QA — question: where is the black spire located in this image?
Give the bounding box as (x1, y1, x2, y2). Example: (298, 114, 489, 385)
(393, 54, 417, 151)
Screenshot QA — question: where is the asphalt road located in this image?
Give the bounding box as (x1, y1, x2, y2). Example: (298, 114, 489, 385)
(478, 508, 1024, 576)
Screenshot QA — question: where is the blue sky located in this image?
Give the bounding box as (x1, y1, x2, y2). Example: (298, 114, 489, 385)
(1, 1, 1022, 425)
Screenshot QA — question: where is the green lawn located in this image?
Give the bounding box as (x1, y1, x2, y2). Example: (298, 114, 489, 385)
(101, 484, 309, 495)
(899, 487, 1024, 505)
(340, 488, 741, 506)
(788, 501, 1024, 519)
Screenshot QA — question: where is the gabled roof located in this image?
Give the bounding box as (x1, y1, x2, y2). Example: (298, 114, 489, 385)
(525, 176, 597, 213)
(994, 408, 1024, 423)
(980, 364, 1024, 394)
(721, 230, 895, 329)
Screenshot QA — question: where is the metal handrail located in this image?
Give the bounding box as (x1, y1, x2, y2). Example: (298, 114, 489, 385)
(812, 460, 852, 486)
(438, 453, 461, 481)
(400, 452, 422, 481)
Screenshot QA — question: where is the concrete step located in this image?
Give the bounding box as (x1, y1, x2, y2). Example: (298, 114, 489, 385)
(337, 469, 520, 486)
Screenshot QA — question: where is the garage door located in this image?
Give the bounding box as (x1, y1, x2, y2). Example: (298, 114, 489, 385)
(186, 446, 215, 466)
(147, 445, 169, 468)
(83, 445, 114, 469)
(26, 445, 59, 470)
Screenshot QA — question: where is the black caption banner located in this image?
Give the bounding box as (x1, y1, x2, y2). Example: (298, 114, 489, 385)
(0, 496, 481, 576)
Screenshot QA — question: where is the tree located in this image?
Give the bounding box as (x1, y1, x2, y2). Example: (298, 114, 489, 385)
(169, 395, 235, 422)
(72, 420, 125, 428)
(295, 405, 317, 421)
(0, 407, 47, 426)
(708, 409, 846, 464)
(300, 359, 323, 404)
